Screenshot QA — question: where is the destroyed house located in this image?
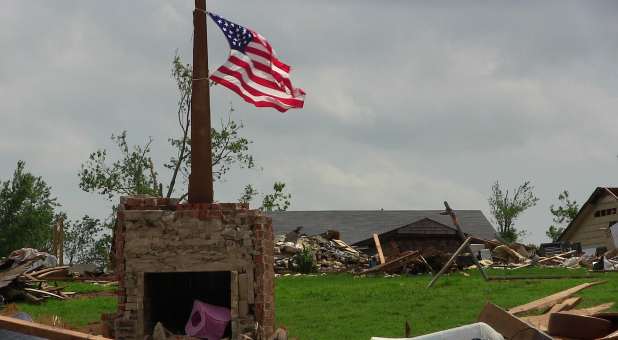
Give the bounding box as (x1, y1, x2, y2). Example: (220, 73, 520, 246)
(558, 187, 618, 254)
(269, 210, 497, 257)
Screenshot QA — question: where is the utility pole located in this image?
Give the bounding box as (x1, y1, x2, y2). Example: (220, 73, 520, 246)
(189, 0, 214, 203)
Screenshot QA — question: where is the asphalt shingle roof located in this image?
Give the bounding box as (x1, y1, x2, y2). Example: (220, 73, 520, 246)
(267, 210, 497, 245)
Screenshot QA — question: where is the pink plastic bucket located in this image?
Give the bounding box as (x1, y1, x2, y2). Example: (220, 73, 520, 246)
(185, 300, 231, 339)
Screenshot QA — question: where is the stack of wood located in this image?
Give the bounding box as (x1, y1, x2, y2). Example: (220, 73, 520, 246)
(479, 281, 618, 339)
(0, 262, 74, 304)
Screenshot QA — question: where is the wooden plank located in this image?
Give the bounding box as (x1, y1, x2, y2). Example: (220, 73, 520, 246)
(37, 268, 69, 279)
(521, 297, 583, 332)
(489, 275, 594, 280)
(537, 250, 576, 264)
(373, 233, 385, 264)
(360, 251, 420, 274)
(564, 302, 614, 316)
(547, 296, 581, 313)
(426, 237, 471, 288)
(442, 202, 489, 281)
(418, 255, 435, 275)
(477, 302, 552, 340)
(29, 266, 70, 277)
(509, 281, 605, 315)
(0, 315, 111, 340)
(23, 288, 65, 300)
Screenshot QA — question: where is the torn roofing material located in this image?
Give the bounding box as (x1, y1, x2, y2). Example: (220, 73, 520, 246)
(267, 210, 497, 245)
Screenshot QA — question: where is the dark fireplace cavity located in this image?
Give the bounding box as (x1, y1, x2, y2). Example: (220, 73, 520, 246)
(143, 271, 231, 336)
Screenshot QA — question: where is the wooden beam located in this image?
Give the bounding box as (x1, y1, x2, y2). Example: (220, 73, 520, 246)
(442, 201, 489, 281)
(0, 315, 111, 340)
(373, 233, 385, 264)
(188, 0, 214, 203)
(426, 237, 471, 288)
(547, 296, 581, 313)
(508, 281, 605, 315)
(23, 288, 65, 300)
(489, 275, 594, 281)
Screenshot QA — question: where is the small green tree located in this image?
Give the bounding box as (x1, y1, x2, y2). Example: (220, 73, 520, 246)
(63, 215, 112, 269)
(0, 161, 58, 256)
(488, 180, 539, 243)
(78, 131, 160, 201)
(546, 190, 579, 241)
(238, 182, 292, 212)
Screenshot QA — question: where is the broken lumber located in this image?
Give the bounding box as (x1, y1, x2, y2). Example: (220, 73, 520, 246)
(0, 315, 111, 340)
(488, 274, 593, 280)
(426, 237, 471, 288)
(23, 288, 65, 300)
(373, 233, 385, 264)
(508, 281, 606, 315)
(521, 297, 583, 332)
(28, 266, 70, 278)
(565, 302, 614, 316)
(361, 251, 421, 274)
(477, 302, 552, 340)
(547, 296, 581, 313)
(442, 201, 489, 281)
(538, 250, 576, 264)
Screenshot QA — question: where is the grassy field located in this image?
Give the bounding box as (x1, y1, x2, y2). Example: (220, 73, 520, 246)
(2, 269, 617, 339)
(276, 269, 618, 340)
(14, 281, 117, 329)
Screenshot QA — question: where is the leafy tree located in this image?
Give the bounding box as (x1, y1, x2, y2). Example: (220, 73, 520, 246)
(0, 161, 58, 256)
(63, 215, 112, 269)
(239, 184, 259, 205)
(546, 190, 579, 241)
(79, 131, 159, 201)
(238, 182, 292, 212)
(261, 182, 292, 212)
(79, 55, 255, 201)
(488, 180, 539, 243)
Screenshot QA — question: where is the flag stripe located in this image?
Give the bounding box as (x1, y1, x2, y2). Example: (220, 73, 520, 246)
(214, 64, 298, 100)
(211, 75, 302, 112)
(227, 53, 283, 89)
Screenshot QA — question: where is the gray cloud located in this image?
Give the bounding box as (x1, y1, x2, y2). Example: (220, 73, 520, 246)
(1, 1, 618, 243)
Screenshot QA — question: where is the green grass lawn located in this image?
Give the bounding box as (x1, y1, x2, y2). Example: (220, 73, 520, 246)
(4, 269, 618, 339)
(13, 280, 118, 329)
(276, 269, 618, 340)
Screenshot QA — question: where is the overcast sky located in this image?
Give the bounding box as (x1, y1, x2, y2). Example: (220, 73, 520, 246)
(1, 1, 617, 243)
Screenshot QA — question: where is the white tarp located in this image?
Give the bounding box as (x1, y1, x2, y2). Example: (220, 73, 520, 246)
(371, 322, 504, 340)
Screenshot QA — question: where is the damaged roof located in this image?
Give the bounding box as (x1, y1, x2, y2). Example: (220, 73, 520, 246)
(558, 187, 618, 242)
(267, 210, 497, 245)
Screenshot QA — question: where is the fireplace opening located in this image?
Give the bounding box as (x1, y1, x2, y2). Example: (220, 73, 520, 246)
(143, 271, 232, 337)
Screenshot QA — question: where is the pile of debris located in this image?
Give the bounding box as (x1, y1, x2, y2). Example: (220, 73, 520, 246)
(0, 248, 75, 304)
(482, 245, 618, 272)
(274, 228, 369, 273)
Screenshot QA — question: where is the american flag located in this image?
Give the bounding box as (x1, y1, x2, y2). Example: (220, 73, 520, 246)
(208, 12, 305, 112)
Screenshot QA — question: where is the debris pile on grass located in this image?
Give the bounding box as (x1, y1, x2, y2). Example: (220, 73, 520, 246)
(0, 248, 116, 305)
(274, 229, 369, 273)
